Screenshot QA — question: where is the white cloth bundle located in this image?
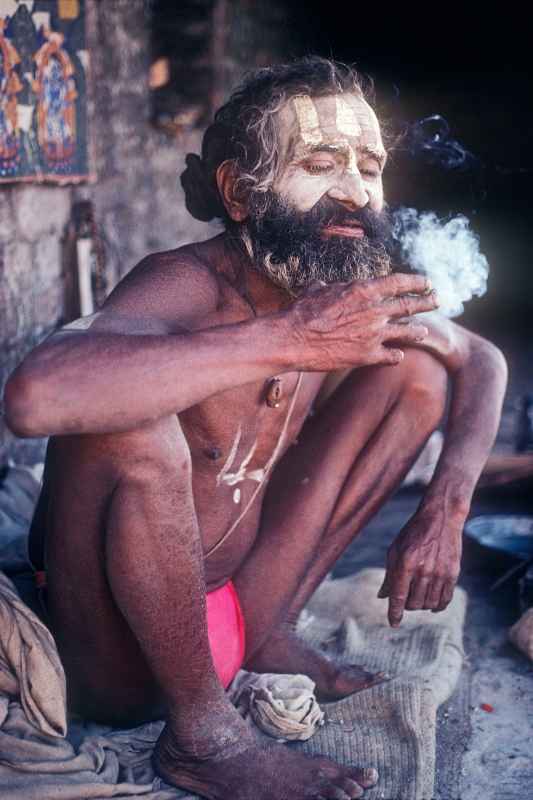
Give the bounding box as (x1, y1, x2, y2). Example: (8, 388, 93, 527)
(230, 671, 325, 741)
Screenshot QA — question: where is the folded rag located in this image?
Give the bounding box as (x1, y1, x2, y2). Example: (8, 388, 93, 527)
(230, 671, 324, 741)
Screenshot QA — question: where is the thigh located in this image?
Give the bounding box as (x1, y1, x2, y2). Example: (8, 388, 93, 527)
(44, 424, 189, 725)
(258, 360, 408, 533)
(233, 350, 447, 646)
(262, 348, 447, 526)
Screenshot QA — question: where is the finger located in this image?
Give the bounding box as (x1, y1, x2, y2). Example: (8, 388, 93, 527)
(365, 273, 433, 299)
(424, 578, 445, 609)
(432, 579, 456, 612)
(383, 321, 429, 345)
(386, 291, 440, 318)
(377, 346, 405, 366)
(405, 575, 431, 610)
(388, 572, 413, 627)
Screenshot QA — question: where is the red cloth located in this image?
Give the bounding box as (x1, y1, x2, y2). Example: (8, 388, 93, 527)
(206, 580, 246, 689)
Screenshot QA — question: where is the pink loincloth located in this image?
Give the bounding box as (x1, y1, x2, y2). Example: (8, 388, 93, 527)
(206, 580, 246, 688)
(34, 570, 246, 691)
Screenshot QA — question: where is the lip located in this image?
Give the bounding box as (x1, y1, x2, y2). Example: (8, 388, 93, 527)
(321, 224, 365, 238)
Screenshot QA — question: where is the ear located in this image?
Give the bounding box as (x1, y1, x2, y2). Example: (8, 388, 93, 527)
(216, 160, 249, 222)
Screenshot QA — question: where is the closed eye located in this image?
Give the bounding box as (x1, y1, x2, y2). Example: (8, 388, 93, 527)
(304, 162, 335, 175)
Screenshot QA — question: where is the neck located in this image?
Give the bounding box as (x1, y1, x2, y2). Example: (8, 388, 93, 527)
(220, 229, 294, 316)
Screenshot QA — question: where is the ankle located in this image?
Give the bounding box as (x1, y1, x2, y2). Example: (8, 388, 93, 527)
(162, 704, 252, 763)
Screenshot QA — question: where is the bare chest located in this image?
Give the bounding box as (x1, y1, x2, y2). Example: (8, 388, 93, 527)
(178, 370, 324, 573)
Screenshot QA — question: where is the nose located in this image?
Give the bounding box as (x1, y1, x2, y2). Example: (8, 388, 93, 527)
(327, 171, 369, 211)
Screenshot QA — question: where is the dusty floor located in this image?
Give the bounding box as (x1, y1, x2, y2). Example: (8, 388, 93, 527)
(334, 332, 533, 799)
(334, 483, 533, 800)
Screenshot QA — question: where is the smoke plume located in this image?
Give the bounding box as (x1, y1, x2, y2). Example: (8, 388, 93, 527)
(392, 207, 489, 318)
(405, 115, 478, 171)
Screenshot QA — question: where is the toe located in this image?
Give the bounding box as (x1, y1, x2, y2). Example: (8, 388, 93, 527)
(321, 786, 356, 800)
(347, 666, 390, 689)
(368, 670, 390, 685)
(346, 766, 379, 788)
(341, 777, 365, 797)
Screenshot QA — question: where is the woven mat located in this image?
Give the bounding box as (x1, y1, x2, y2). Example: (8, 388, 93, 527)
(0, 466, 466, 799)
(294, 568, 467, 800)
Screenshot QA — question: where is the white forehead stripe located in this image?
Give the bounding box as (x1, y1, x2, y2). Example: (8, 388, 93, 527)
(335, 96, 362, 138)
(292, 95, 323, 146)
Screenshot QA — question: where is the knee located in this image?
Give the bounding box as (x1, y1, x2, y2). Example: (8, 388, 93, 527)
(399, 349, 448, 426)
(110, 416, 192, 485)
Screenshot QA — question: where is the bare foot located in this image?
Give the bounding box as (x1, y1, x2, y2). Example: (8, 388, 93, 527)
(154, 723, 379, 800)
(246, 624, 389, 701)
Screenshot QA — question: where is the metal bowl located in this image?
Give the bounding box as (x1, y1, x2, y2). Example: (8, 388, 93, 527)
(464, 515, 533, 561)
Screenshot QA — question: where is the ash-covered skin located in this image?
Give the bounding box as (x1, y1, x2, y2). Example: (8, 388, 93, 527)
(272, 94, 386, 213)
(242, 93, 392, 291)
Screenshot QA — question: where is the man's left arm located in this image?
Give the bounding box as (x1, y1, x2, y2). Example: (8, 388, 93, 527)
(378, 314, 508, 626)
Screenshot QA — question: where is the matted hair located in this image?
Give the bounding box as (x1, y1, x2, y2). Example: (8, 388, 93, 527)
(181, 56, 374, 224)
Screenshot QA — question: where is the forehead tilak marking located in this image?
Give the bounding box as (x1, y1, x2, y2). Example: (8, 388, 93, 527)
(335, 96, 364, 173)
(291, 94, 361, 175)
(292, 95, 323, 146)
(335, 96, 362, 138)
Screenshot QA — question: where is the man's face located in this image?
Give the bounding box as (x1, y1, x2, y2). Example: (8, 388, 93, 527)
(274, 93, 386, 217)
(244, 93, 393, 291)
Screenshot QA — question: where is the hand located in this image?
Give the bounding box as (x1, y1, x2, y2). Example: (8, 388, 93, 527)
(377, 507, 463, 627)
(287, 273, 439, 372)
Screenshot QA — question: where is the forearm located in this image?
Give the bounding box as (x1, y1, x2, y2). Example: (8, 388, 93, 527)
(421, 338, 508, 517)
(5, 314, 295, 437)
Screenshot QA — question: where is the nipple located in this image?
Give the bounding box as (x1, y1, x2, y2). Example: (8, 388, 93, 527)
(204, 446, 222, 461)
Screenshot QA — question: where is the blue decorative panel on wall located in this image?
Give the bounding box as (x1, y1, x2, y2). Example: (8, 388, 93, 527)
(0, 0, 88, 183)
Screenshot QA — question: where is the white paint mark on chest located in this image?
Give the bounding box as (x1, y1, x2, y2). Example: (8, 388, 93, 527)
(216, 426, 266, 489)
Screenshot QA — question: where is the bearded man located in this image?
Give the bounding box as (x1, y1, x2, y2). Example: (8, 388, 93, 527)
(5, 57, 507, 800)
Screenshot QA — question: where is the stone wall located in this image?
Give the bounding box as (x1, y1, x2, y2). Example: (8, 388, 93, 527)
(0, 0, 218, 466)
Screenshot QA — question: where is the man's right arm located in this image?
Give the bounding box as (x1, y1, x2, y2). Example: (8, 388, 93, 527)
(4, 258, 437, 438)
(4, 253, 297, 437)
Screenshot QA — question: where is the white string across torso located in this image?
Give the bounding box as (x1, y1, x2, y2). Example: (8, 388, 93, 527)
(205, 372, 304, 559)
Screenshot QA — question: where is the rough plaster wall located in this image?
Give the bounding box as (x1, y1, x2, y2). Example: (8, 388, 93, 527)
(76, 0, 216, 289)
(0, 0, 217, 466)
(0, 185, 72, 466)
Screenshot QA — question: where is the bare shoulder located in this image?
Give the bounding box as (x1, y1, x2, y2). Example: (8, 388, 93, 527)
(103, 243, 221, 330)
(60, 242, 222, 337)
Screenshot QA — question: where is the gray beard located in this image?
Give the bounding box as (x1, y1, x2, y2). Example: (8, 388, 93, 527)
(239, 225, 392, 295)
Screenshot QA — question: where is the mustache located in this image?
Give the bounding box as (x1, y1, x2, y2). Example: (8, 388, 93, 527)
(306, 197, 391, 239)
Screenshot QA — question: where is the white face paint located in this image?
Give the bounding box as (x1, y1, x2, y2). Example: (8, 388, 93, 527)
(273, 93, 387, 214)
(335, 96, 362, 138)
(292, 95, 323, 146)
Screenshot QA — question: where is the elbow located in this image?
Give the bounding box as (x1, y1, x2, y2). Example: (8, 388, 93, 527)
(483, 340, 509, 387)
(467, 336, 509, 394)
(3, 369, 44, 438)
